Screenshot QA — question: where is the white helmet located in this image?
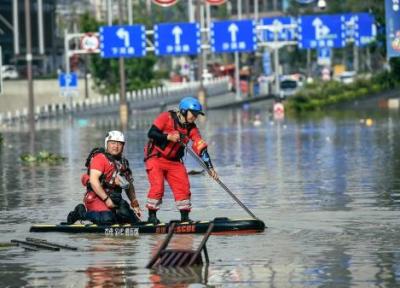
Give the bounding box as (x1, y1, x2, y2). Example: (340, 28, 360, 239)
(105, 130, 126, 148)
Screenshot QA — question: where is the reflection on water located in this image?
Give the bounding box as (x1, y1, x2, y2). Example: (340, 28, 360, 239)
(149, 266, 208, 287)
(1, 102, 400, 287)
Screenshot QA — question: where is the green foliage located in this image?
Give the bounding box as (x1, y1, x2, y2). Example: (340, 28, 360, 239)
(287, 71, 400, 112)
(0, 133, 2, 145)
(20, 151, 66, 165)
(390, 58, 400, 82)
(89, 54, 160, 94)
(79, 13, 160, 95)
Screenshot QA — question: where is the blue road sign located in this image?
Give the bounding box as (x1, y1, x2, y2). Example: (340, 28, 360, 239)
(298, 14, 344, 49)
(296, 0, 315, 3)
(261, 16, 297, 42)
(58, 73, 78, 89)
(385, 0, 400, 59)
(341, 13, 375, 47)
(154, 22, 200, 56)
(317, 47, 331, 66)
(210, 19, 257, 53)
(318, 47, 331, 58)
(99, 25, 146, 58)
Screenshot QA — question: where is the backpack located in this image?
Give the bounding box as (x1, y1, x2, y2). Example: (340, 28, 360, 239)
(85, 147, 109, 174)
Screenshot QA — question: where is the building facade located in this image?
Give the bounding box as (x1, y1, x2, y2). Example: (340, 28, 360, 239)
(0, 0, 59, 74)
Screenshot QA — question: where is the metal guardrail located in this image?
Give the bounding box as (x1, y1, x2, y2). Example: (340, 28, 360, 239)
(0, 77, 230, 123)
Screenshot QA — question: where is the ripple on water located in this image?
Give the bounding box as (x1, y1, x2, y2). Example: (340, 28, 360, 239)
(1, 108, 400, 286)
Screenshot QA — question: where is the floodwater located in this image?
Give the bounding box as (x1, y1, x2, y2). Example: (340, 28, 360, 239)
(1, 98, 400, 287)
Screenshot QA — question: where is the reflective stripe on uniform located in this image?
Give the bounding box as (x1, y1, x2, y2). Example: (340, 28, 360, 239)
(175, 199, 191, 211)
(146, 198, 162, 210)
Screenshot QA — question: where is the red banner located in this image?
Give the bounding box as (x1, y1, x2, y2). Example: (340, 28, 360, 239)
(152, 0, 178, 7)
(205, 0, 227, 5)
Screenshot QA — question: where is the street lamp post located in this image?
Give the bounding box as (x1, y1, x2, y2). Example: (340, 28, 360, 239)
(118, 0, 128, 131)
(196, 0, 207, 109)
(25, 0, 35, 139)
(234, 0, 242, 101)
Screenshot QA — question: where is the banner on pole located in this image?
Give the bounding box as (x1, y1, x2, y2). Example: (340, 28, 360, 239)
(385, 0, 400, 59)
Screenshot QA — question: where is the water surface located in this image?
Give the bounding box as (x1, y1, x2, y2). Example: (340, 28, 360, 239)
(1, 101, 400, 287)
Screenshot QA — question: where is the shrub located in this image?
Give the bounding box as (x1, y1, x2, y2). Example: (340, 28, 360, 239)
(20, 151, 66, 165)
(287, 70, 400, 112)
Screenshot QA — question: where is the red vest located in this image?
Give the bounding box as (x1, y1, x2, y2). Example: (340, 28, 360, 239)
(82, 152, 131, 212)
(145, 111, 207, 161)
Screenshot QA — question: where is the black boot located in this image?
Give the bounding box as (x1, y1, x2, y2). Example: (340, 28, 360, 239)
(180, 210, 192, 222)
(147, 209, 160, 224)
(67, 204, 86, 224)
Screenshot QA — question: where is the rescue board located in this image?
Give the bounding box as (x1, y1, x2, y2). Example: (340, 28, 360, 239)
(29, 217, 265, 236)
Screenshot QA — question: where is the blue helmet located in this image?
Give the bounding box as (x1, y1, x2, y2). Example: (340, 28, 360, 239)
(179, 97, 204, 116)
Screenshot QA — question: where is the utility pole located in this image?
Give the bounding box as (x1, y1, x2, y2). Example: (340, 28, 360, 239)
(254, 0, 259, 22)
(119, 0, 128, 131)
(13, 0, 20, 55)
(234, 0, 242, 101)
(188, 0, 194, 22)
(273, 29, 280, 96)
(107, 0, 112, 25)
(353, 43, 359, 72)
(146, 0, 152, 16)
(25, 0, 35, 139)
(196, 0, 207, 109)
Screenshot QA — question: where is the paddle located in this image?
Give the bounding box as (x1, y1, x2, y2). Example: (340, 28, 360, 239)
(181, 141, 258, 220)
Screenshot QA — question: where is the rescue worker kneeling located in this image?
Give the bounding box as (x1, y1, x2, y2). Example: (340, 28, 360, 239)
(67, 131, 142, 225)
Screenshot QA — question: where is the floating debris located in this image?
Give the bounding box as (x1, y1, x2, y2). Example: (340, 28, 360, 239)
(20, 150, 66, 164)
(0, 242, 18, 250)
(25, 237, 78, 251)
(10, 238, 78, 252)
(11, 239, 60, 251)
(146, 222, 214, 268)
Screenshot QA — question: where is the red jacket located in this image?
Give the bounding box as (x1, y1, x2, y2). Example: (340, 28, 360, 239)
(145, 111, 207, 161)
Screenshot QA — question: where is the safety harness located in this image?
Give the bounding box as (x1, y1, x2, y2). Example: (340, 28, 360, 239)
(83, 147, 133, 193)
(145, 110, 194, 162)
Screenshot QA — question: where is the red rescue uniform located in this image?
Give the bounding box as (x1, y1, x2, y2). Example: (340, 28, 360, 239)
(144, 111, 207, 211)
(83, 153, 118, 212)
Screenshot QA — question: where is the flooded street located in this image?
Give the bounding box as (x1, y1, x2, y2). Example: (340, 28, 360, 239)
(1, 100, 400, 287)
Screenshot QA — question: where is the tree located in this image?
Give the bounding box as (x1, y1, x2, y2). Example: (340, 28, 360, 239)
(79, 13, 158, 95)
(286, 0, 388, 74)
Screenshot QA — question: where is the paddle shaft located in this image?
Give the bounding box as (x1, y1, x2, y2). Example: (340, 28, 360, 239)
(184, 144, 258, 220)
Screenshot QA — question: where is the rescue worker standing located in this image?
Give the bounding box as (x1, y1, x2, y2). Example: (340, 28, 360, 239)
(144, 97, 218, 224)
(67, 131, 142, 225)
